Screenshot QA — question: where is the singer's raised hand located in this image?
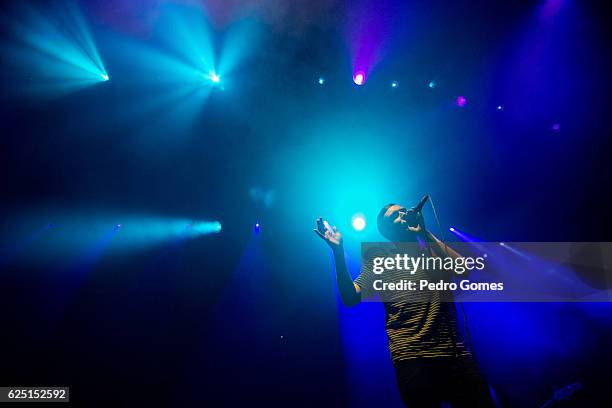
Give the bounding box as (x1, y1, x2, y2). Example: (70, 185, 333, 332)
(314, 217, 343, 250)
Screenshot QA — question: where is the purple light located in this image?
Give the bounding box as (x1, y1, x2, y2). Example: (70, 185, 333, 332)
(353, 71, 366, 86)
(552, 123, 560, 131)
(349, 1, 390, 89)
(499, 242, 531, 260)
(541, 0, 564, 19)
(449, 227, 487, 253)
(449, 227, 483, 243)
(456, 96, 467, 107)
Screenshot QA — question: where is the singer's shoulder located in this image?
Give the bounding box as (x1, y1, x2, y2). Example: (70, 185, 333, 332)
(362, 243, 391, 259)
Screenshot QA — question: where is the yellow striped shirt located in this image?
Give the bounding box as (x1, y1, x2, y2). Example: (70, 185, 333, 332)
(355, 245, 470, 362)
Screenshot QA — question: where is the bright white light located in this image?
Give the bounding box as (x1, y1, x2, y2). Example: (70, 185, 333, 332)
(101, 73, 109, 81)
(207, 71, 220, 84)
(352, 214, 366, 231)
(391, 81, 399, 88)
(449, 227, 455, 232)
(353, 71, 365, 86)
(318, 77, 325, 85)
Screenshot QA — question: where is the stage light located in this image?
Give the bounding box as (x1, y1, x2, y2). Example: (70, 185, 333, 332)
(5, 2, 108, 96)
(254, 222, 261, 234)
(552, 123, 560, 131)
(193, 221, 222, 234)
(449, 227, 487, 254)
(318, 77, 325, 85)
(352, 214, 366, 231)
(496, 104, 504, 111)
(456, 96, 467, 107)
(8, 213, 223, 261)
(206, 70, 220, 84)
(428, 80, 437, 89)
(391, 81, 399, 88)
(353, 71, 366, 86)
(498, 241, 531, 260)
(449, 227, 484, 244)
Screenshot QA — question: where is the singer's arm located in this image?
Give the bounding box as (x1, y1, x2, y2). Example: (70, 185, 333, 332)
(409, 210, 463, 259)
(314, 218, 361, 307)
(331, 248, 362, 307)
(425, 230, 463, 259)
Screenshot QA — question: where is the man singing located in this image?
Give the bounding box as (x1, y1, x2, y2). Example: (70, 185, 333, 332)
(315, 202, 493, 407)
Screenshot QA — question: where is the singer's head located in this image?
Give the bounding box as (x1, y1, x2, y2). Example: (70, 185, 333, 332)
(377, 203, 422, 242)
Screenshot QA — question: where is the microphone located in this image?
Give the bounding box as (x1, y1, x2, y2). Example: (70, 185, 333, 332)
(412, 195, 430, 213)
(403, 195, 429, 227)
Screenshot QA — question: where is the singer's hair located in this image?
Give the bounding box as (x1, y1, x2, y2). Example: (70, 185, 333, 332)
(377, 203, 398, 241)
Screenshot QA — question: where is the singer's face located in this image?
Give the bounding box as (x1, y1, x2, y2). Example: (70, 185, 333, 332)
(384, 204, 410, 228)
(378, 204, 416, 242)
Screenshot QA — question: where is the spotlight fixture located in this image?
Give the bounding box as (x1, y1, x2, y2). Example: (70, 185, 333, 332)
(391, 81, 399, 88)
(206, 70, 220, 84)
(353, 71, 366, 86)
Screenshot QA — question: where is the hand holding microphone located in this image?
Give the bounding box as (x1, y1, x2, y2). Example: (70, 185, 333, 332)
(403, 195, 429, 234)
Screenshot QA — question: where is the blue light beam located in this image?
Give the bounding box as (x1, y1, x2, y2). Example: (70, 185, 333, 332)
(0, 211, 222, 265)
(2, 2, 108, 97)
